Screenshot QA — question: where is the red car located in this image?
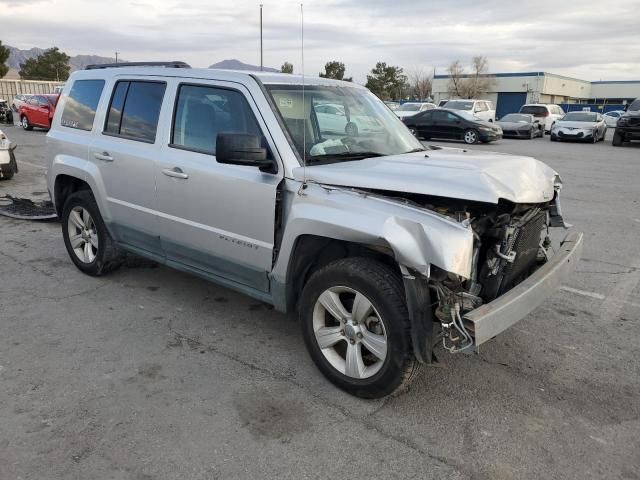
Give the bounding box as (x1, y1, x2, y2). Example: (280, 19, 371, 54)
(19, 94, 59, 131)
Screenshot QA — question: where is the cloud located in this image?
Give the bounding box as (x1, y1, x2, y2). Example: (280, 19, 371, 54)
(2, 0, 639, 82)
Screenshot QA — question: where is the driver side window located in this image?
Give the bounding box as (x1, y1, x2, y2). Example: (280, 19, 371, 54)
(171, 84, 263, 156)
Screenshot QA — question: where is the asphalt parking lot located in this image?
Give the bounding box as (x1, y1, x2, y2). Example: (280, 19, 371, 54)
(1, 125, 639, 480)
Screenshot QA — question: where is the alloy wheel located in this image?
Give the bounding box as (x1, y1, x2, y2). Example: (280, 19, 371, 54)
(464, 130, 477, 144)
(67, 206, 99, 263)
(21, 117, 28, 129)
(312, 286, 388, 379)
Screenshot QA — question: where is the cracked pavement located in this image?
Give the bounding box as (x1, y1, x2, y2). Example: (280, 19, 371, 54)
(1, 126, 639, 479)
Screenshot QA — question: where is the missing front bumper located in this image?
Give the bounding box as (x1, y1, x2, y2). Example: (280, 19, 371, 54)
(463, 231, 584, 346)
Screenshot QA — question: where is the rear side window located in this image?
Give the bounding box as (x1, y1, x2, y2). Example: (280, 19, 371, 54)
(105, 81, 166, 143)
(171, 84, 262, 155)
(520, 105, 547, 116)
(61, 79, 105, 131)
(629, 99, 640, 112)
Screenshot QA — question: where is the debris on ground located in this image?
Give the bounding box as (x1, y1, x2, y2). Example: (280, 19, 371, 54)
(0, 194, 58, 221)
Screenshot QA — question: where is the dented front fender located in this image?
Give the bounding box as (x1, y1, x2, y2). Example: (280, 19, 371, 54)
(273, 181, 474, 283)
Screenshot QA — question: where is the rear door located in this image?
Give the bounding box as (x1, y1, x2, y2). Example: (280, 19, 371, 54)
(409, 111, 433, 138)
(155, 80, 282, 292)
(87, 78, 168, 256)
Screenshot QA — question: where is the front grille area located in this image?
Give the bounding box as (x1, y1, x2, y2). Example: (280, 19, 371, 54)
(499, 211, 546, 291)
(479, 210, 546, 301)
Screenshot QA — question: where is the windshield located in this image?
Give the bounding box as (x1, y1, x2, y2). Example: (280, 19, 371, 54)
(445, 100, 473, 111)
(265, 84, 424, 162)
(562, 112, 597, 122)
(397, 103, 421, 112)
(500, 114, 532, 123)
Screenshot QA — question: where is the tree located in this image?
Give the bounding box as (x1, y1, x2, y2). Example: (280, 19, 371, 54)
(19, 47, 71, 81)
(280, 62, 293, 74)
(365, 62, 409, 100)
(409, 67, 433, 100)
(319, 61, 352, 82)
(446, 56, 495, 99)
(0, 41, 9, 79)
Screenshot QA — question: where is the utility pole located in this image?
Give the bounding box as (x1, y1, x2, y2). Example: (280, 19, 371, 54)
(259, 4, 263, 71)
(115, 52, 119, 64)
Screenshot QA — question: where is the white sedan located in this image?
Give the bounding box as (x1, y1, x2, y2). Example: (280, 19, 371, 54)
(550, 111, 607, 143)
(394, 102, 436, 119)
(314, 103, 386, 137)
(603, 110, 625, 127)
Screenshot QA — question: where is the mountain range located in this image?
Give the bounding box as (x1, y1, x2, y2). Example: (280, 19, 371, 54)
(6, 46, 117, 72)
(4, 46, 279, 76)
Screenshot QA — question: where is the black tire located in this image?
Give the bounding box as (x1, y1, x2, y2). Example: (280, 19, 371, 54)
(300, 257, 419, 398)
(463, 129, 479, 144)
(592, 130, 598, 143)
(550, 134, 558, 142)
(612, 132, 623, 146)
(21, 115, 33, 131)
(0, 168, 13, 180)
(529, 128, 535, 139)
(61, 190, 123, 276)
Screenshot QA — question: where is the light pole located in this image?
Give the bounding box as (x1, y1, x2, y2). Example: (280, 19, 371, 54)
(115, 52, 119, 64)
(259, 4, 263, 71)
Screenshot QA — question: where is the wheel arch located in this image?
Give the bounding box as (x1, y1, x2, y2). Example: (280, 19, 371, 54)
(53, 174, 92, 216)
(279, 234, 398, 313)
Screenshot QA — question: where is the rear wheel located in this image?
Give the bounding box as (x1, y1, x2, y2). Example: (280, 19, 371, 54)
(463, 129, 479, 144)
(21, 115, 33, 131)
(300, 257, 419, 398)
(61, 190, 123, 276)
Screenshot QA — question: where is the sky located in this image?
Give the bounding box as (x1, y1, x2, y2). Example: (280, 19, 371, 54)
(2, 0, 640, 83)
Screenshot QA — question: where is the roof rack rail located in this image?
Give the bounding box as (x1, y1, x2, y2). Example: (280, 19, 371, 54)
(85, 61, 191, 70)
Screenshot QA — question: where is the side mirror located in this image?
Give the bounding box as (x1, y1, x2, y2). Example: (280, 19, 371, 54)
(216, 133, 273, 170)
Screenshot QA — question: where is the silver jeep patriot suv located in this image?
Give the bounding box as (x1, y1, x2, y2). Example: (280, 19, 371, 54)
(46, 62, 583, 398)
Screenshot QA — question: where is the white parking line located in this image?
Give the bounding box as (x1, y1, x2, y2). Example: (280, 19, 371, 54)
(560, 286, 605, 300)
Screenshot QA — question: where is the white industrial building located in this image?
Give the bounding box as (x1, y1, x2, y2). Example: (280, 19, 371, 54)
(432, 72, 640, 118)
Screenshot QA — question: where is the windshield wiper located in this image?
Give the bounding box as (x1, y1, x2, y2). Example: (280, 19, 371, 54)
(306, 151, 385, 163)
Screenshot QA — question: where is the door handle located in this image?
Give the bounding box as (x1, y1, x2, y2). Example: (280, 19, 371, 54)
(162, 167, 189, 179)
(94, 151, 113, 162)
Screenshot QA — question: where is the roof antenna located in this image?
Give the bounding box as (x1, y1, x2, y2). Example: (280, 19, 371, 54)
(301, 2, 307, 189)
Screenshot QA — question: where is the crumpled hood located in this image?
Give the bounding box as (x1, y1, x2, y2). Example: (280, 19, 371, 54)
(293, 149, 558, 204)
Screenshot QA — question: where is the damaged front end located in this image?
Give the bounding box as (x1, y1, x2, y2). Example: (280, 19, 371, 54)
(386, 185, 582, 360)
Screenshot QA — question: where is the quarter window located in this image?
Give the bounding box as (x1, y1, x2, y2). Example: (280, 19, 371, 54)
(104, 81, 166, 143)
(171, 84, 262, 155)
(61, 79, 105, 131)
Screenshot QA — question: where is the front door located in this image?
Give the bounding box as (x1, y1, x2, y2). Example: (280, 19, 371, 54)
(155, 81, 281, 292)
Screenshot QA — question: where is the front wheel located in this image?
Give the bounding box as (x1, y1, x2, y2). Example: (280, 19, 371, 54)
(21, 115, 33, 131)
(612, 132, 623, 146)
(300, 258, 419, 398)
(61, 190, 123, 276)
(463, 129, 479, 144)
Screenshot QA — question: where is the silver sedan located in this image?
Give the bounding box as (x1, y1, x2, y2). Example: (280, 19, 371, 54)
(550, 111, 607, 143)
